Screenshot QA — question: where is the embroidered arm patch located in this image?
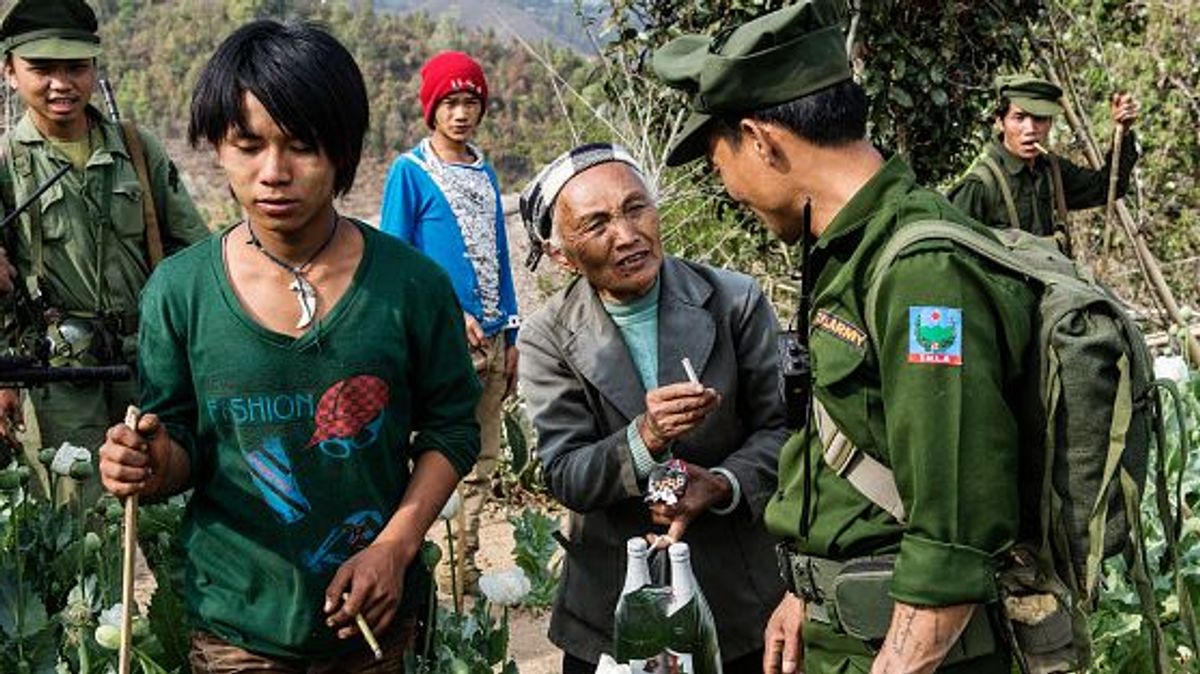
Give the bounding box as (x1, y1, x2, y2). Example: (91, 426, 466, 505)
(814, 309, 867, 348)
(908, 306, 962, 365)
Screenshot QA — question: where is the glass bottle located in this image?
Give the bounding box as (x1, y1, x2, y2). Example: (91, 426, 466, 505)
(663, 542, 722, 674)
(613, 537, 670, 668)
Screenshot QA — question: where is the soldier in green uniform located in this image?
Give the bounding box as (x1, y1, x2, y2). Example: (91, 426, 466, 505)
(0, 0, 209, 504)
(947, 74, 1139, 251)
(653, 2, 1035, 672)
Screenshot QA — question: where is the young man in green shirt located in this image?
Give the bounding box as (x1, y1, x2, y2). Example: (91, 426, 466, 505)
(654, 2, 1034, 673)
(0, 0, 210, 505)
(98, 20, 479, 670)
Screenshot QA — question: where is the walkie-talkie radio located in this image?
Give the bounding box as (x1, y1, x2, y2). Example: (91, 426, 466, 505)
(778, 199, 814, 429)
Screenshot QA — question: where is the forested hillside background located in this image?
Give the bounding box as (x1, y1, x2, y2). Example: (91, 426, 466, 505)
(85, 0, 590, 186)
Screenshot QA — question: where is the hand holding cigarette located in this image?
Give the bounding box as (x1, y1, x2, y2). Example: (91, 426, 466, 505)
(636, 358, 720, 453)
(344, 592, 383, 660)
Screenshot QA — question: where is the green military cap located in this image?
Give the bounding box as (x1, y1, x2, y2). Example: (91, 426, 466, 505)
(996, 74, 1063, 117)
(0, 0, 101, 60)
(652, 0, 851, 166)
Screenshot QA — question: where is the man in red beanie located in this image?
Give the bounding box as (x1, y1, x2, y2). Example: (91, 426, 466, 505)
(379, 51, 519, 596)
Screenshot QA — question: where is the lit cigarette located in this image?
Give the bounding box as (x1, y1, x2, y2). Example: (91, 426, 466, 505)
(1033, 142, 1050, 155)
(343, 593, 383, 660)
(681, 357, 699, 385)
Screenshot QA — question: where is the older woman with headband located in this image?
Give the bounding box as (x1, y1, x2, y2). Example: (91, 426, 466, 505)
(517, 142, 787, 674)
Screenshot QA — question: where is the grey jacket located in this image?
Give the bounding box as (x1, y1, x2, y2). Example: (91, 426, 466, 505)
(518, 256, 787, 663)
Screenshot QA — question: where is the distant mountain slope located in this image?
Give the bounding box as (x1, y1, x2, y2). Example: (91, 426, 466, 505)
(85, 0, 595, 194)
(375, 0, 598, 52)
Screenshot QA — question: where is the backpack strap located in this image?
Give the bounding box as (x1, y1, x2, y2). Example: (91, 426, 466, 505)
(812, 222, 1020, 525)
(814, 399, 907, 523)
(1146, 380, 1200, 657)
(117, 120, 163, 269)
(979, 155, 1021, 230)
(1084, 354, 1133, 595)
(1122, 460, 1172, 673)
(864, 220, 1066, 342)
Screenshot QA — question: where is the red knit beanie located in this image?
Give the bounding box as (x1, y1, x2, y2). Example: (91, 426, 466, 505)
(419, 51, 488, 129)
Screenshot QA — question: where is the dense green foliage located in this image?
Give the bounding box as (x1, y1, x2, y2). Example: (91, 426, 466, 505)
(0, 467, 190, 673)
(593, 0, 1037, 184)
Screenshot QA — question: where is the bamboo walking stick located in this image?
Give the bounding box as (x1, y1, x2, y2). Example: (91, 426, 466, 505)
(1099, 124, 1125, 275)
(1031, 41, 1200, 364)
(119, 405, 140, 674)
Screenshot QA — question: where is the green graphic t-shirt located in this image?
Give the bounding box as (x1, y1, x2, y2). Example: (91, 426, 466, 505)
(138, 221, 481, 658)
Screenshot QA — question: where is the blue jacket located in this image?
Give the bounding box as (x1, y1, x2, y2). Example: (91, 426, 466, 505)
(379, 142, 519, 343)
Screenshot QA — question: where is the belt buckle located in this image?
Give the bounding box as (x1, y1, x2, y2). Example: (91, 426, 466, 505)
(775, 543, 797, 595)
(775, 543, 822, 604)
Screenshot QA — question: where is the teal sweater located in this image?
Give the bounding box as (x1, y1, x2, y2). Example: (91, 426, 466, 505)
(138, 222, 480, 658)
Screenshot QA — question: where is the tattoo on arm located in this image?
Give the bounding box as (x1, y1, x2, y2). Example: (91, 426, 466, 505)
(870, 602, 975, 674)
(891, 607, 918, 654)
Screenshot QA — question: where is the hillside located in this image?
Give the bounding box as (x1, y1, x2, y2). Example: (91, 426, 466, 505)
(375, 0, 601, 52)
(92, 0, 592, 190)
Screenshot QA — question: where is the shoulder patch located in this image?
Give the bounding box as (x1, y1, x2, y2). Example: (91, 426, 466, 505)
(908, 306, 962, 365)
(813, 309, 867, 349)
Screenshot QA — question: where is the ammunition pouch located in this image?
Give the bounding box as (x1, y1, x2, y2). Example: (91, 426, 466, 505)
(44, 310, 138, 368)
(776, 544, 999, 665)
(995, 545, 1082, 674)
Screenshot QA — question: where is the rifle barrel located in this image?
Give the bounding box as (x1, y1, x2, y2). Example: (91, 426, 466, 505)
(0, 164, 71, 231)
(0, 364, 131, 387)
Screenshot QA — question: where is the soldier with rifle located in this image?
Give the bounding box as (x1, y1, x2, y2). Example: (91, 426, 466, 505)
(0, 0, 209, 504)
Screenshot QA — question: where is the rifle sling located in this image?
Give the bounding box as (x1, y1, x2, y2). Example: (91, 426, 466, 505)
(118, 121, 163, 269)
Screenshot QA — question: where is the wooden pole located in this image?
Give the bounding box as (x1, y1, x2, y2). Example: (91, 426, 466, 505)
(1035, 46, 1200, 365)
(119, 405, 140, 674)
(1099, 125, 1124, 275)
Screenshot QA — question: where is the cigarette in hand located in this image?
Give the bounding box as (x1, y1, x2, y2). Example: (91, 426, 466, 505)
(342, 593, 383, 660)
(681, 357, 699, 385)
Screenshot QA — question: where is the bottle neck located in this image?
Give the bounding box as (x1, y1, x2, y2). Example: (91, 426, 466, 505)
(622, 550, 651, 595)
(668, 553, 696, 614)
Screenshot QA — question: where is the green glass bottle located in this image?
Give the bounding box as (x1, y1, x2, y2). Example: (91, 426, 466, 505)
(613, 537, 670, 667)
(663, 542, 722, 674)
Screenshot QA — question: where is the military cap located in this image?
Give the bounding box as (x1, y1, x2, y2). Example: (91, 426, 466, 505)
(0, 0, 101, 60)
(996, 74, 1063, 117)
(652, 0, 850, 166)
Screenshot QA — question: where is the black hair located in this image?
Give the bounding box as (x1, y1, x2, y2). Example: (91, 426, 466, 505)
(992, 96, 1012, 121)
(712, 79, 869, 148)
(188, 20, 368, 196)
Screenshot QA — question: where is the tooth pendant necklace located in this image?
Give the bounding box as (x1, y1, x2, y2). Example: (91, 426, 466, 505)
(246, 212, 339, 329)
